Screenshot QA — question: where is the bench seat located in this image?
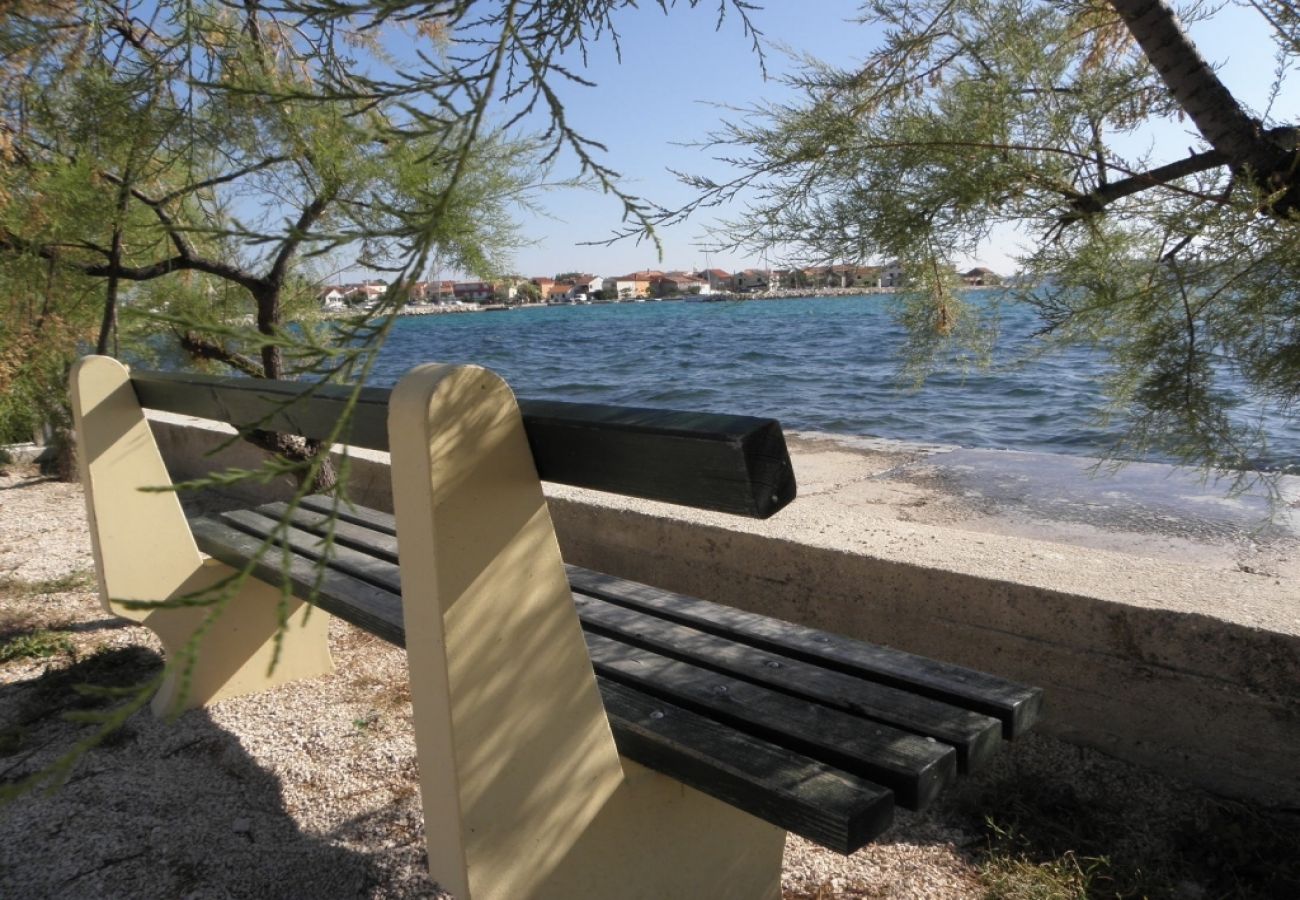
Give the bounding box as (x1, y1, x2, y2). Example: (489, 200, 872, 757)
(190, 494, 1041, 854)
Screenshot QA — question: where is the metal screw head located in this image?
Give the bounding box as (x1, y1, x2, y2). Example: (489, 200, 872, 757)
(765, 660, 782, 669)
(649, 710, 665, 720)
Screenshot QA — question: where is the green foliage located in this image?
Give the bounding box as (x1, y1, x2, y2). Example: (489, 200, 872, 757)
(0, 629, 74, 664)
(516, 281, 542, 303)
(687, 0, 1300, 472)
(0, 0, 769, 800)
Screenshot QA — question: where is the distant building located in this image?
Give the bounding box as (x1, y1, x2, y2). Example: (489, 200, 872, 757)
(493, 280, 522, 302)
(961, 267, 1001, 286)
(319, 286, 348, 308)
(657, 273, 709, 295)
(697, 268, 733, 292)
(603, 274, 652, 299)
(546, 282, 575, 302)
(453, 281, 494, 303)
(794, 265, 881, 289)
(732, 269, 774, 292)
(880, 261, 905, 288)
(567, 274, 603, 299)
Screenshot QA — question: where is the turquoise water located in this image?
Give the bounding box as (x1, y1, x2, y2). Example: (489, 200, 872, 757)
(369, 294, 1300, 471)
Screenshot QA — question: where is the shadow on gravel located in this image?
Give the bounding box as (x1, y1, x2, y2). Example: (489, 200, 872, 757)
(936, 734, 1300, 899)
(0, 646, 411, 899)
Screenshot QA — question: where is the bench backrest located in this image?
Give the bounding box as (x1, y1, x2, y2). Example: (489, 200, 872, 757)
(131, 369, 797, 518)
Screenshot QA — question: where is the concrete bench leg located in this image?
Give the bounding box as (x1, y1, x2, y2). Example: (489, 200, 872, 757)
(389, 364, 785, 900)
(71, 356, 333, 715)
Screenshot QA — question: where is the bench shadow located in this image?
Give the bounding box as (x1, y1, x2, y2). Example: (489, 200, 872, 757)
(883, 733, 1300, 899)
(0, 646, 430, 899)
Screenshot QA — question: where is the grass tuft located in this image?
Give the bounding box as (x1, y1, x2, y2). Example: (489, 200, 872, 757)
(0, 629, 74, 663)
(0, 570, 95, 599)
(955, 759, 1300, 899)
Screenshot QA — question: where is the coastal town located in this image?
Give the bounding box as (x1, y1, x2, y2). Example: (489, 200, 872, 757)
(318, 262, 1003, 310)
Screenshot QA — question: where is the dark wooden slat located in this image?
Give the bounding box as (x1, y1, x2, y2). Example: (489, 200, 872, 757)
(130, 370, 796, 518)
(133, 370, 393, 452)
(191, 511, 894, 851)
(259, 501, 1021, 765)
(518, 398, 796, 518)
(301, 495, 396, 534)
(568, 565, 1043, 739)
(216, 509, 403, 595)
(256, 502, 398, 562)
(598, 679, 895, 854)
(585, 632, 955, 810)
(575, 594, 1001, 772)
(190, 517, 405, 645)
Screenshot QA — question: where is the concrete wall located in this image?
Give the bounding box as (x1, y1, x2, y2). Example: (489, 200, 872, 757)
(150, 412, 1300, 806)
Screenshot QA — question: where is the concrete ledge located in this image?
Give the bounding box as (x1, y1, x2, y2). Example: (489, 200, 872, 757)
(1, 442, 55, 465)
(148, 411, 1300, 806)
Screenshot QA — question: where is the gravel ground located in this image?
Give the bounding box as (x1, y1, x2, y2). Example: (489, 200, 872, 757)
(1, 468, 1290, 899)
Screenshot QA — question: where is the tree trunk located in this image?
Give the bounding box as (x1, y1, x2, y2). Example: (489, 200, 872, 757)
(254, 287, 283, 380)
(1109, 0, 1297, 208)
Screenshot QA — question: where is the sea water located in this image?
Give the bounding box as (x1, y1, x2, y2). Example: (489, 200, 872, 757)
(368, 293, 1300, 472)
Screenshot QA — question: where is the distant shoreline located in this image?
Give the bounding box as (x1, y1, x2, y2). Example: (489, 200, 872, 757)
(320, 286, 904, 319)
(318, 284, 1021, 319)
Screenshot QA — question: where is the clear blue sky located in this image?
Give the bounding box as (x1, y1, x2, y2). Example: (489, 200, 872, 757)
(432, 2, 1295, 282)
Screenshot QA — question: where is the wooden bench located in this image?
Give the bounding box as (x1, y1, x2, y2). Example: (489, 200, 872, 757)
(71, 355, 1041, 900)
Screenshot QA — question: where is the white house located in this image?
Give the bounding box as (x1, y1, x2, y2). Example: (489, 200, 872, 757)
(319, 287, 348, 309)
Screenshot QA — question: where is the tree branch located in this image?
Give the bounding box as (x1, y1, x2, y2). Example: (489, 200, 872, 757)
(1064, 147, 1227, 221)
(175, 330, 264, 377)
(0, 228, 266, 295)
(266, 193, 331, 289)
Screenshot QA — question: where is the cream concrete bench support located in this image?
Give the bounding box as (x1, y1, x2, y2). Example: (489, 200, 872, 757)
(387, 363, 784, 899)
(69, 355, 332, 715)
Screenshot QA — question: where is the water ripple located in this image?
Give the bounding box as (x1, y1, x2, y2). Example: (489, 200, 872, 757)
(373, 295, 1300, 470)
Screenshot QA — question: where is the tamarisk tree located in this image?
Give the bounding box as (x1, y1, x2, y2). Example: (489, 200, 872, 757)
(684, 0, 1300, 472)
(1, 0, 761, 484)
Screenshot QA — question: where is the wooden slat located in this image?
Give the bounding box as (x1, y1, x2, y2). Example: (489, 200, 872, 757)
(575, 594, 1001, 772)
(301, 495, 396, 534)
(189, 516, 405, 645)
(585, 633, 955, 810)
(259, 500, 1033, 750)
(130, 370, 796, 518)
(567, 566, 1043, 738)
(188, 511, 896, 851)
(216, 509, 402, 594)
(259, 502, 399, 562)
(597, 679, 894, 853)
(236, 497, 961, 807)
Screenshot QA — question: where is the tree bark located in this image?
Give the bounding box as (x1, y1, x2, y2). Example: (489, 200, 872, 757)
(1109, 0, 1297, 208)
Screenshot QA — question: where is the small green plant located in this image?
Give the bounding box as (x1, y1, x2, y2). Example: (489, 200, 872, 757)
(0, 629, 74, 663)
(352, 710, 381, 734)
(0, 570, 95, 599)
